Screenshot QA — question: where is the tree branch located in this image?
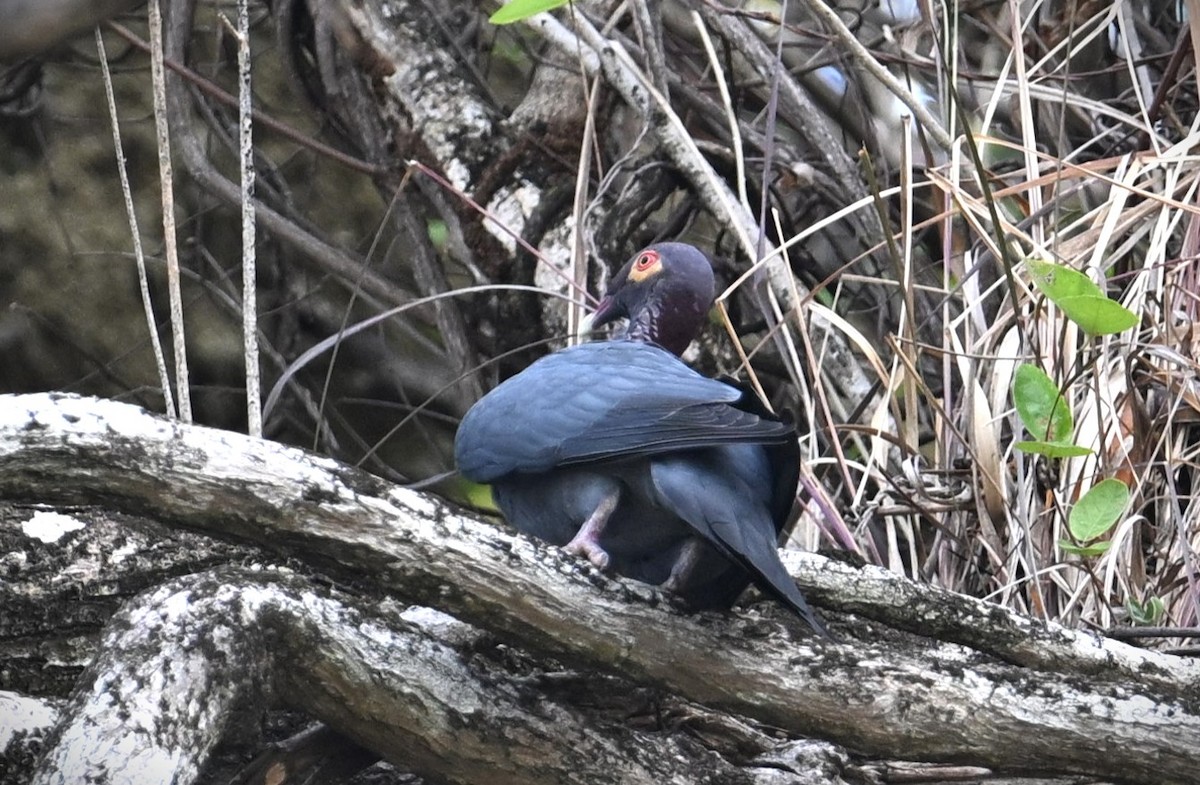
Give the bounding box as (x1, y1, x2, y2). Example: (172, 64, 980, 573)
(31, 567, 780, 785)
(0, 393, 1195, 784)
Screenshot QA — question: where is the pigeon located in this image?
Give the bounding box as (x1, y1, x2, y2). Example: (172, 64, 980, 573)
(455, 242, 825, 634)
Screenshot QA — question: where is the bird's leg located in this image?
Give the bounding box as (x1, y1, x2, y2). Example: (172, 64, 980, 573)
(562, 490, 619, 571)
(662, 537, 708, 594)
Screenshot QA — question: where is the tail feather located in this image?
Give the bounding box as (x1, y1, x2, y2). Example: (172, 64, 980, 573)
(708, 519, 830, 638)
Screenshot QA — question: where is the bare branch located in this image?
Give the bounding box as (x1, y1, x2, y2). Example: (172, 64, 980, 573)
(31, 568, 772, 785)
(1, 392, 1195, 785)
(148, 0, 191, 421)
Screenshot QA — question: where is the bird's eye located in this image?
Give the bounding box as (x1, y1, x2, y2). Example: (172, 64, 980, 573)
(629, 250, 662, 282)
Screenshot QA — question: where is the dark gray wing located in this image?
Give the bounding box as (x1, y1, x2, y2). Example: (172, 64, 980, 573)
(454, 340, 790, 483)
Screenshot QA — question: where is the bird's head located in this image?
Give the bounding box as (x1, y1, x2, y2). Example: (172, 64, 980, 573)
(589, 242, 715, 356)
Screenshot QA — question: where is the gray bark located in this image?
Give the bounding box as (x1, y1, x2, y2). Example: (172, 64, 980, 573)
(1, 392, 1193, 784)
(0, 503, 842, 785)
(30, 568, 794, 785)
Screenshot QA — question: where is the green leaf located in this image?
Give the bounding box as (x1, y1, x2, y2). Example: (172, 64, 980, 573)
(462, 481, 497, 511)
(1013, 364, 1073, 442)
(1069, 479, 1129, 541)
(1025, 258, 1138, 335)
(1128, 597, 1166, 628)
(1056, 295, 1138, 336)
(489, 0, 570, 24)
(1027, 258, 1103, 301)
(1015, 440, 1092, 458)
(1058, 539, 1112, 557)
(1127, 596, 1165, 625)
(427, 219, 448, 250)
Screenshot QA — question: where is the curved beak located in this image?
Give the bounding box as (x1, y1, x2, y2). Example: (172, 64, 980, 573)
(588, 295, 622, 330)
(577, 309, 597, 338)
(577, 297, 615, 341)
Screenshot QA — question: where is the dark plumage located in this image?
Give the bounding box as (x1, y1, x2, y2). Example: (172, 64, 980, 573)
(455, 243, 826, 635)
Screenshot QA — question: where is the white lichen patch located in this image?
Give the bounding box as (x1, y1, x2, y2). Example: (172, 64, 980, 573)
(443, 159, 473, 195)
(0, 395, 182, 471)
(234, 583, 282, 628)
(0, 691, 59, 747)
(483, 179, 541, 253)
(5, 394, 346, 506)
(532, 218, 574, 292)
(180, 423, 346, 502)
(399, 606, 466, 643)
(21, 511, 85, 543)
(124, 586, 192, 632)
(109, 540, 139, 564)
(530, 219, 578, 339)
(384, 487, 438, 520)
(47, 720, 186, 785)
(0, 550, 27, 570)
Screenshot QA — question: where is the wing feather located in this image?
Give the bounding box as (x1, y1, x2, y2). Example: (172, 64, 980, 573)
(455, 340, 791, 482)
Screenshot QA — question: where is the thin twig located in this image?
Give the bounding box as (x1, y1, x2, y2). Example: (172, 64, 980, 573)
(262, 284, 588, 422)
(692, 12, 750, 216)
(225, 5, 261, 437)
(107, 21, 386, 178)
(789, 0, 953, 150)
(569, 77, 601, 345)
(147, 0, 191, 421)
(95, 27, 175, 417)
(754, 0, 787, 263)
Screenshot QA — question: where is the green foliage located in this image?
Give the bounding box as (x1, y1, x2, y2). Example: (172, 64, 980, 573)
(1056, 479, 1129, 557)
(1013, 364, 1071, 441)
(1055, 295, 1139, 335)
(1013, 260, 1136, 561)
(1015, 440, 1092, 458)
(1013, 364, 1090, 456)
(1068, 478, 1129, 541)
(491, 37, 532, 66)
(489, 0, 570, 24)
(464, 480, 498, 511)
(1012, 363, 1129, 556)
(1026, 257, 1098, 300)
(1126, 596, 1165, 625)
(447, 478, 498, 511)
(1026, 258, 1138, 335)
(1057, 539, 1111, 557)
(427, 219, 448, 251)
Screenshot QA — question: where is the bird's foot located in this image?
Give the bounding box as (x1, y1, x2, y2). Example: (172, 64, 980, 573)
(562, 490, 619, 571)
(661, 537, 707, 594)
(563, 535, 611, 571)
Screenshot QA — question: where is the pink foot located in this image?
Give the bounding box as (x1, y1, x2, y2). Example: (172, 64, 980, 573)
(563, 536, 611, 571)
(562, 490, 619, 571)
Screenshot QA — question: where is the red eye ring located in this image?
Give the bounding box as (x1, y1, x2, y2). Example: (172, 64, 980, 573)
(634, 251, 659, 271)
